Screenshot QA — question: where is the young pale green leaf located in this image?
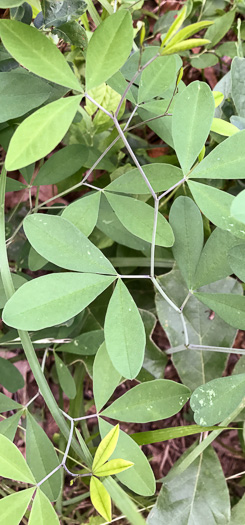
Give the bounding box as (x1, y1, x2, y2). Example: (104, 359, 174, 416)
(190, 129, 245, 179)
(0, 393, 22, 413)
(210, 117, 239, 136)
(0, 410, 23, 441)
(5, 96, 82, 171)
(188, 180, 245, 240)
(169, 196, 203, 289)
(92, 424, 119, 471)
(161, 5, 187, 46)
(0, 71, 51, 123)
(86, 10, 133, 90)
(62, 192, 101, 237)
(0, 20, 81, 90)
(54, 353, 76, 400)
(0, 357, 24, 393)
(205, 9, 235, 49)
(194, 292, 245, 330)
(23, 214, 116, 275)
(0, 434, 35, 483)
(90, 476, 111, 522)
(0, 0, 23, 6)
(190, 374, 245, 426)
(0, 487, 35, 525)
(101, 379, 190, 422)
(172, 81, 215, 175)
(26, 412, 62, 501)
(0, 273, 26, 309)
(29, 489, 60, 525)
(138, 55, 176, 103)
(99, 418, 156, 496)
(104, 279, 146, 379)
(166, 20, 213, 47)
(105, 192, 174, 247)
(106, 164, 183, 195)
(148, 445, 230, 525)
(3, 273, 115, 331)
(230, 189, 245, 224)
(131, 424, 227, 446)
(228, 244, 245, 282)
(213, 91, 224, 107)
(34, 144, 88, 186)
(93, 458, 133, 477)
(193, 228, 244, 288)
(93, 342, 121, 413)
(161, 39, 210, 56)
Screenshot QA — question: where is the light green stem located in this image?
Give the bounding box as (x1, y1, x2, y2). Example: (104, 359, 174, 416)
(86, 0, 101, 25)
(0, 167, 86, 463)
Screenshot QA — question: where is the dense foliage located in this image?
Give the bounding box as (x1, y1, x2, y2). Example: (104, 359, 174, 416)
(1, 0, 245, 523)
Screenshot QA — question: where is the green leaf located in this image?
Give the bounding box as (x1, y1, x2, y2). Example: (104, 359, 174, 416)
(188, 180, 245, 240)
(228, 244, 245, 282)
(93, 342, 121, 413)
(193, 228, 244, 288)
(231, 57, 245, 118)
(0, 20, 81, 90)
(93, 458, 133, 477)
(93, 424, 119, 471)
(139, 309, 167, 380)
(90, 476, 111, 522)
(86, 11, 133, 90)
(189, 129, 245, 179)
(0, 273, 26, 309)
(230, 189, 245, 224)
(62, 192, 101, 237)
(210, 117, 239, 136)
(229, 493, 245, 525)
(0, 357, 24, 393)
(190, 374, 245, 426)
(54, 353, 76, 400)
(169, 196, 203, 288)
(0, 393, 22, 413)
(104, 279, 146, 379)
(172, 81, 215, 175)
(148, 446, 230, 525)
(3, 273, 115, 330)
(105, 192, 174, 247)
(34, 145, 88, 186)
(138, 55, 176, 103)
(194, 292, 245, 330)
(5, 96, 82, 171)
(205, 10, 235, 49)
(99, 418, 156, 496)
(0, 434, 35, 483)
(29, 489, 60, 525)
(53, 21, 88, 50)
(56, 329, 104, 356)
(0, 71, 51, 123)
(28, 247, 47, 272)
(23, 214, 116, 275)
(5, 177, 27, 192)
(41, 0, 87, 27)
(105, 163, 183, 194)
(0, 0, 23, 6)
(26, 412, 62, 501)
(131, 424, 227, 446)
(0, 487, 35, 525)
(101, 379, 190, 422)
(0, 411, 23, 441)
(155, 268, 240, 390)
